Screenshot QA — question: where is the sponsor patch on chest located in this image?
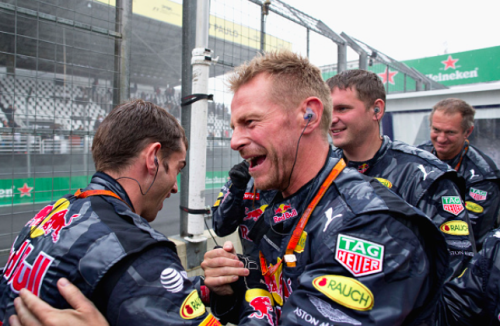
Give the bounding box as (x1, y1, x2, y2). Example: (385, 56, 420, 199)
(469, 188, 487, 201)
(441, 196, 464, 216)
(335, 234, 384, 277)
(440, 220, 469, 235)
(312, 275, 374, 311)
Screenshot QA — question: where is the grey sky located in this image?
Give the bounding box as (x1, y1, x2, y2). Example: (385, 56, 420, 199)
(284, 0, 499, 62)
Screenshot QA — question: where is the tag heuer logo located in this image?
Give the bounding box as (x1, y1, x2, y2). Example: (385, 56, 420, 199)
(442, 196, 464, 216)
(469, 188, 487, 201)
(335, 234, 384, 277)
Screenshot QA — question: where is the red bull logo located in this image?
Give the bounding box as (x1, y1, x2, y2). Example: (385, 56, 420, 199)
(273, 204, 297, 224)
(358, 163, 369, 174)
(244, 205, 268, 222)
(3, 240, 54, 296)
(27, 198, 80, 243)
(246, 289, 275, 326)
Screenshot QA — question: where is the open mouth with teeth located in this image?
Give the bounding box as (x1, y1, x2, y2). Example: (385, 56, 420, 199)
(247, 155, 266, 168)
(330, 127, 346, 134)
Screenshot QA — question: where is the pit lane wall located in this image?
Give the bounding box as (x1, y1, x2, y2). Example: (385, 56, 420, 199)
(385, 82, 500, 166)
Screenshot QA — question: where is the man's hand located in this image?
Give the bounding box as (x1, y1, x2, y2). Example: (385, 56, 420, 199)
(9, 278, 108, 326)
(229, 161, 251, 189)
(201, 241, 249, 296)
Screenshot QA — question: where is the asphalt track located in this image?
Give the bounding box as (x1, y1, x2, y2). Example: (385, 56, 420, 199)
(0, 146, 242, 266)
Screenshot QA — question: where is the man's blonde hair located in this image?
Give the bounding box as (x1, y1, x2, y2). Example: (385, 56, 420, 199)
(228, 50, 332, 138)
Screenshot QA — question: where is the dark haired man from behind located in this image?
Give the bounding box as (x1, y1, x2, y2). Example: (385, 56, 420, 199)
(326, 70, 475, 280)
(0, 99, 221, 326)
(419, 98, 500, 251)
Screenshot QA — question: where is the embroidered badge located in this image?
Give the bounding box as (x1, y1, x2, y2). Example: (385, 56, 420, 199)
(469, 188, 487, 201)
(335, 234, 384, 277)
(441, 196, 464, 216)
(312, 275, 374, 311)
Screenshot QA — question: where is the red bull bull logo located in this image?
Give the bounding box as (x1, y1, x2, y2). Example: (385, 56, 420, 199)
(245, 289, 275, 326)
(27, 198, 80, 243)
(3, 240, 54, 296)
(244, 205, 268, 222)
(273, 204, 297, 223)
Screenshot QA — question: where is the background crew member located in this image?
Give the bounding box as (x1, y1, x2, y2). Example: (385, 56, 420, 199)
(326, 70, 475, 279)
(419, 98, 500, 251)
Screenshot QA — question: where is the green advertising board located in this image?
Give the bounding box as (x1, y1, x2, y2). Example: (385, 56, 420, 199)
(322, 46, 500, 88)
(0, 171, 229, 206)
(403, 46, 500, 86)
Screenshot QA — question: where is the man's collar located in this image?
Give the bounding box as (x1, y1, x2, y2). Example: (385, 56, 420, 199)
(91, 172, 135, 211)
(344, 136, 390, 174)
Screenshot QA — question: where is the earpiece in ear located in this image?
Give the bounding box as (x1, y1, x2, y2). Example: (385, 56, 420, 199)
(154, 156, 159, 167)
(304, 107, 315, 120)
(374, 107, 380, 114)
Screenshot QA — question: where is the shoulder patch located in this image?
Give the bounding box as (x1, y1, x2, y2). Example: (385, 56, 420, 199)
(374, 178, 392, 188)
(160, 268, 184, 293)
(440, 221, 469, 236)
(335, 234, 384, 277)
(465, 201, 484, 214)
(199, 314, 221, 326)
(312, 275, 374, 311)
(180, 290, 206, 319)
(441, 196, 464, 216)
(469, 188, 487, 201)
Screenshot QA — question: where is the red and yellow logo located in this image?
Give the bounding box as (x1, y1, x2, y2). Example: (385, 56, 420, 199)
(199, 314, 221, 326)
(465, 201, 484, 214)
(180, 290, 205, 319)
(312, 275, 374, 311)
(439, 221, 469, 236)
(375, 178, 392, 189)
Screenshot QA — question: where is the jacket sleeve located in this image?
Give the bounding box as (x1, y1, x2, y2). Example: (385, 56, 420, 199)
(417, 177, 476, 279)
(440, 229, 500, 325)
(279, 211, 436, 326)
(212, 180, 247, 237)
(465, 180, 500, 250)
(104, 245, 220, 326)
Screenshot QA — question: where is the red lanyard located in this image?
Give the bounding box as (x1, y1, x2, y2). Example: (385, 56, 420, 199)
(74, 189, 135, 212)
(260, 159, 346, 276)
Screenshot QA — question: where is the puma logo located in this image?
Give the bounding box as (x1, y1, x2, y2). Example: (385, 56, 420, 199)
(418, 164, 434, 181)
(323, 208, 342, 232)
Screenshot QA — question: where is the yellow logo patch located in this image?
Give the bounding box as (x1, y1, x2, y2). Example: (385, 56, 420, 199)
(465, 201, 484, 214)
(213, 192, 224, 207)
(180, 290, 206, 319)
(312, 275, 374, 311)
(439, 220, 469, 235)
(199, 313, 221, 326)
(294, 231, 308, 253)
(245, 288, 274, 304)
(375, 178, 392, 189)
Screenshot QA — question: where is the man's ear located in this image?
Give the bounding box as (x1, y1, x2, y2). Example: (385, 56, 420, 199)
(144, 142, 161, 175)
(372, 99, 385, 120)
(300, 97, 323, 134)
(465, 126, 474, 138)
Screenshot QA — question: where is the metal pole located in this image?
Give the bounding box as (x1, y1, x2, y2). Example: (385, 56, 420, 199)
(260, 1, 269, 52)
(359, 52, 368, 70)
(185, 0, 211, 243)
(337, 43, 347, 73)
(306, 28, 310, 58)
(180, 0, 197, 237)
(113, 0, 132, 109)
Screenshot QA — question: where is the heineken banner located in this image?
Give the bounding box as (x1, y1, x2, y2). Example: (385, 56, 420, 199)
(322, 46, 500, 88)
(403, 46, 500, 86)
(0, 172, 229, 206)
